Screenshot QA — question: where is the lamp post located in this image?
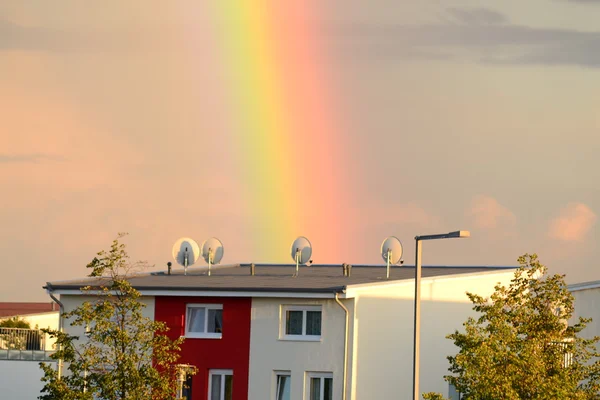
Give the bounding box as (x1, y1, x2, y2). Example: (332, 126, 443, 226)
(412, 230, 470, 400)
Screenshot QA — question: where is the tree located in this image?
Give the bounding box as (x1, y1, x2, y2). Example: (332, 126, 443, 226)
(0, 316, 31, 329)
(39, 234, 193, 400)
(425, 254, 600, 400)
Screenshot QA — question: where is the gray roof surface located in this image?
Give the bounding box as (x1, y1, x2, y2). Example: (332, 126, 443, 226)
(46, 264, 516, 294)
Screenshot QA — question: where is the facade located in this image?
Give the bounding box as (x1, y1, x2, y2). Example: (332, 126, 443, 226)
(155, 296, 252, 400)
(0, 302, 59, 400)
(570, 280, 600, 341)
(47, 264, 516, 400)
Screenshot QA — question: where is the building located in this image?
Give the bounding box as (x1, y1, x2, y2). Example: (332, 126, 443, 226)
(46, 263, 516, 400)
(0, 302, 59, 400)
(0, 302, 59, 332)
(570, 280, 600, 341)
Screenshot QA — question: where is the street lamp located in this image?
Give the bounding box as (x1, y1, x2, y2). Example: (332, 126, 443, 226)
(412, 230, 470, 400)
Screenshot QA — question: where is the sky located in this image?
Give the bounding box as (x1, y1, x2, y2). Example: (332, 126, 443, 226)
(1, 0, 599, 301)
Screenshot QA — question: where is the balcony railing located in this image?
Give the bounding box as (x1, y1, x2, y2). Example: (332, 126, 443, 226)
(0, 327, 55, 361)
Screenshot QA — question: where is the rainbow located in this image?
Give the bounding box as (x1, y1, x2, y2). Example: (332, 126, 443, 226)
(208, 3, 355, 262)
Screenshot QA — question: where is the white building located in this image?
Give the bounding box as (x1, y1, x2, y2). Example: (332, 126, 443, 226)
(47, 263, 516, 400)
(0, 302, 59, 400)
(570, 280, 600, 341)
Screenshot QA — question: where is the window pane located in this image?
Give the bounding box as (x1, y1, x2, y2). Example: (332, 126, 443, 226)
(324, 378, 333, 400)
(286, 311, 303, 335)
(305, 311, 322, 336)
(210, 374, 221, 400)
(182, 374, 193, 400)
(276, 375, 291, 400)
(310, 377, 321, 400)
(188, 307, 206, 333)
(208, 309, 223, 333)
(224, 374, 233, 400)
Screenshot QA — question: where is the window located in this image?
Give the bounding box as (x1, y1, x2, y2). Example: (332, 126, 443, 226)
(185, 304, 223, 338)
(306, 372, 332, 400)
(182, 372, 193, 400)
(208, 369, 233, 400)
(281, 305, 322, 340)
(275, 372, 291, 400)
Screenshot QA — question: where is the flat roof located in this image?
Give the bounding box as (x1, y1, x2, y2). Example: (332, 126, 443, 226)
(0, 302, 58, 317)
(46, 263, 516, 295)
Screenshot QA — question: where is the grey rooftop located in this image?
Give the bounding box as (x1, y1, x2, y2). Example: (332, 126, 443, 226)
(45, 264, 516, 294)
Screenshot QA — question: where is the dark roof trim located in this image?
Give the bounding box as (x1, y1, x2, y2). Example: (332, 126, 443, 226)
(47, 284, 348, 294)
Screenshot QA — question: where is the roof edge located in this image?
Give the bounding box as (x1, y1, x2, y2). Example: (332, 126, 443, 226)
(345, 267, 517, 292)
(568, 280, 600, 292)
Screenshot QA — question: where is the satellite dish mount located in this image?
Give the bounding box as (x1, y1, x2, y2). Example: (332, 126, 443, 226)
(290, 236, 313, 278)
(202, 237, 224, 277)
(381, 236, 403, 279)
(172, 238, 200, 276)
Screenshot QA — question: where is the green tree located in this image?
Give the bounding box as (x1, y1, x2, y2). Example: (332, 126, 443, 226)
(427, 254, 600, 400)
(39, 234, 192, 400)
(0, 316, 31, 328)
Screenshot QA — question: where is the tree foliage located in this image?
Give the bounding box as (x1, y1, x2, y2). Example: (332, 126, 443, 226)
(428, 254, 600, 400)
(0, 316, 31, 328)
(39, 234, 191, 400)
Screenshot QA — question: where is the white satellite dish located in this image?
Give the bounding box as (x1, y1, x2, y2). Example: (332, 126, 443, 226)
(381, 236, 403, 279)
(291, 236, 312, 277)
(201, 237, 224, 276)
(172, 237, 200, 276)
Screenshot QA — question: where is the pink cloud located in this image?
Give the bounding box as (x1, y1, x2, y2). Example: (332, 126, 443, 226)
(548, 203, 597, 242)
(467, 195, 516, 230)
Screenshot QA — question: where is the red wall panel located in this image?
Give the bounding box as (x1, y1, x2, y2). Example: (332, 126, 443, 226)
(155, 296, 252, 400)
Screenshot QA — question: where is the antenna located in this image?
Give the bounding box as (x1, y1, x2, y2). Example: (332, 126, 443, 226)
(201, 237, 224, 276)
(290, 236, 312, 277)
(172, 238, 200, 276)
(381, 236, 403, 279)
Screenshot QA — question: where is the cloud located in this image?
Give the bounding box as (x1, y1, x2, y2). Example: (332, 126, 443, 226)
(446, 8, 507, 25)
(467, 195, 516, 230)
(330, 7, 600, 68)
(0, 153, 64, 163)
(548, 202, 597, 242)
(0, 18, 176, 54)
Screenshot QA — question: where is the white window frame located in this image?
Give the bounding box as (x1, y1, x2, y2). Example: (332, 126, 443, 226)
(305, 372, 333, 400)
(280, 305, 322, 341)
(208, 369, 233, 400)
(274, 370, 291, 400)
(185, 304, 223, 339)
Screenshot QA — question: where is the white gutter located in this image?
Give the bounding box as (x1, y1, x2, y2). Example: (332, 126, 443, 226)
(47, 287, 64, 378)
(334, 292, 349, 400)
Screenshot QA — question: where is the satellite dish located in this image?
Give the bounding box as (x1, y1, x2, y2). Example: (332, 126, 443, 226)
(172, 237, 200, 275)
(201, 237, 224, 276)
(381, 236, 403, 279)
(291, 236, 312, 277)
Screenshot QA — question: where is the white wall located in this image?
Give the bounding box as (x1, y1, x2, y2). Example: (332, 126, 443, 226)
(350, 270, 515, 400)
(20, 311, 59, 331)
(60, 294, 156, 340)
(0, 360, 56, 399)
(571, 287, 600, 340)
(247, 297, 351, 400)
